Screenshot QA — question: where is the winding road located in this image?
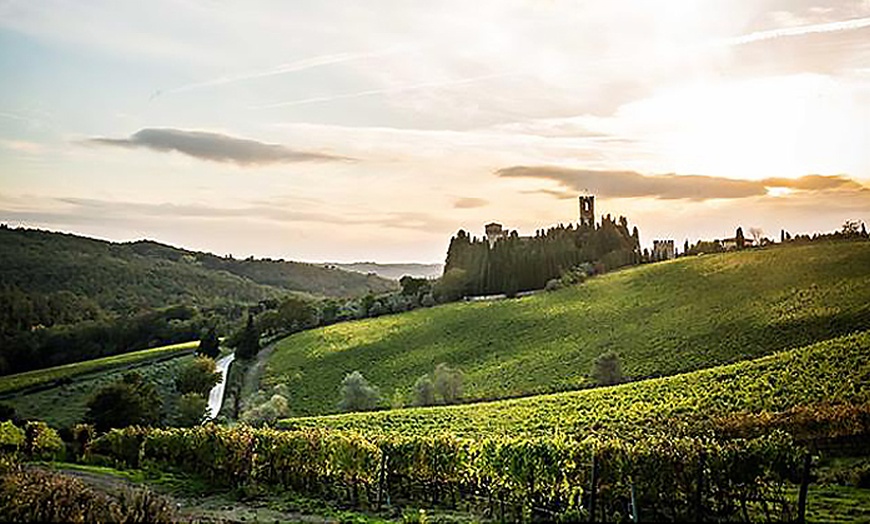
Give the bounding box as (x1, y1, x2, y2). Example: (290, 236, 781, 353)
(206, 352, 235, 420)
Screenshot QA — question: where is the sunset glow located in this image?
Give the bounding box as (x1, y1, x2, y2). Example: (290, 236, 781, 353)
(1, 0, 868, 261)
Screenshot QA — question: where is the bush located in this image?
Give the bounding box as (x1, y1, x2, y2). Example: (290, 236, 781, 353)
(545, 278, 563, 292)
(433, 363, 463, 404)
(175, 356, 221, 396)
(175, 393, 209, 427)
(196, 326, 220, 359)
(24, 421, 64, 461)
(338, 371, 380, 412)
(85, 372, 161, 433)
(592, 352, 624, 386)
(412, 375, 436, 407)
(0, 466, 175, 523)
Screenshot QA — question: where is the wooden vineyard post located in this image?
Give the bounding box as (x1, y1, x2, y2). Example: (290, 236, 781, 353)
(630, 482, 639, 523)
(797, 452, 812, 524)
(589, 453, 599, 523)
(376, 452, 388, 510)
(694, 449, 706, 522)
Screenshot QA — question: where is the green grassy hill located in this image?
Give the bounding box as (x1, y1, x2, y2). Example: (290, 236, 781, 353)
(263, 242, 870, 416)
(279, 329, 870, 439)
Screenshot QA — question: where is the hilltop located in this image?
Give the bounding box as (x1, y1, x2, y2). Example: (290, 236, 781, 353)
(0, 226, 397, 315)
(262, 242, 870, 416)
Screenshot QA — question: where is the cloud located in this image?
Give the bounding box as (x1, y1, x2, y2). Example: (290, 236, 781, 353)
(158, 48, 403, 97)
(721, 16, 870, 46)
(453, 197, 488, 209)
(497, 166, 868, 201)
(85, 128, 351, 165)
(1, 194, 453, 233)
(254, 72, 515, 109)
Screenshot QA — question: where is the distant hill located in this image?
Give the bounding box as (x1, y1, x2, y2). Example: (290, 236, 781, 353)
(327, 262, 443, 280)
(0, 226, 397, 315)
(263, 242, 870, 416)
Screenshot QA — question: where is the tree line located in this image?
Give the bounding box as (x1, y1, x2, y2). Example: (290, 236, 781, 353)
(444, 215, 641, 297)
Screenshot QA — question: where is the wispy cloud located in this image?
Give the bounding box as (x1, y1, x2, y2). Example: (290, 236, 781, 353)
(453, 197, 488, 209)
(84, 128, 351, 165)
(721, 16, 870, 46)
(0, 194, 453, 232)
(155, 48, 403, 98)
(254, 72, 515, 109)
(498, 166, 867, 201)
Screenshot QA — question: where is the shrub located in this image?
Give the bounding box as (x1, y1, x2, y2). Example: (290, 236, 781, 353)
(338, 371, 380, 412)
(433, 363, 463, 404)
(175, 356, 221, 396)
(592, 352, 624, 386)
(412, 374, 436, 407)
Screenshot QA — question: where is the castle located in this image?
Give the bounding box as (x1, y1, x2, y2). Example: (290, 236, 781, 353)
(485, 195, 596, 246)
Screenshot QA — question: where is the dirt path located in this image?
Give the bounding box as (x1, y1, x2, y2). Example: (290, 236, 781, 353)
(241, 340, 278, 400)
(53, 465, 337, 523)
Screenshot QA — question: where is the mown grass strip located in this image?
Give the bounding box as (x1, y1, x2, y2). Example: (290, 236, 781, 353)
(0, 340, 198, 396)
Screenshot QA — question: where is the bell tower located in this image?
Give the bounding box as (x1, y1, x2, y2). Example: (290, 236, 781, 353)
(579, 195, 595, 228)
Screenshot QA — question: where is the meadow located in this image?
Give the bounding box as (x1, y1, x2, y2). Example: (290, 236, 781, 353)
(263, 242, 870, 416)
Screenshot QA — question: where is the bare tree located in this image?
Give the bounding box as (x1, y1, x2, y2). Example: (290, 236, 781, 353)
(749, 227, 763, 245)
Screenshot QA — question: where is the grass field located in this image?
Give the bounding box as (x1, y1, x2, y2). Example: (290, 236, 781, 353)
(279, 330, 870, 439)
(0, 340, 199, 396)
(264, 242, 870, 416)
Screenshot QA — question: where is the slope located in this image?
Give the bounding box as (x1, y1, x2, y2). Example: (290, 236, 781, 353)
(263, 242, 870, 416)
(279, 329, 870, 439)
(0, 226, 396, 315)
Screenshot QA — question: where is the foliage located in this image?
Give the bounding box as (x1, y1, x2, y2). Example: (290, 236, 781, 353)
(85, 372, 161, 433)
(0, 421, 24, 453)
(0, 465, 175, 523)
(24, 421, 64, 461)
(88, 423, 806, 522)
(0, 226, 396, 376)
(174, 356, 221, 396)
(175, 393, 208, 427)
(412, 375, 436, 407)
(240, 392, 291, 427)
(0, 340, 198, 396)
(338, 371, 380, 413)
(279, 330, 870, 440)
(432, 269, 468, 303)
(234, 314, 261, 360)
(263, 243, 870, 416)
(0, 303, 207, 376)
(4, 354, 195, 430)
(432, 363, 463, 404)
(444, 215, 639, 296)
(591, 352, 623, 386)
(196, 326, 220, 359)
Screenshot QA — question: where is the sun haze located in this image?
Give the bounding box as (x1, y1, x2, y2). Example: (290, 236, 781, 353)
(1, 0, 867, 261)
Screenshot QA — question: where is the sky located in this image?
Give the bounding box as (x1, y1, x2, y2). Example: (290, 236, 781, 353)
(1, 0, 868, 263)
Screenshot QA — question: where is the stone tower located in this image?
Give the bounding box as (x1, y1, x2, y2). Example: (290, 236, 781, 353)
(579, 195, 595, 228)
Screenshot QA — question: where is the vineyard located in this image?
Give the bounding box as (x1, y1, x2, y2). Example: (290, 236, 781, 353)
(263, 242, 870, 416)
(87, 424, 809, 522)
(78, 329, 870, 522)
(278, 330, 870, 439)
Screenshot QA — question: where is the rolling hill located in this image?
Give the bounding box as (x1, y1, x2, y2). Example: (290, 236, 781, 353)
(0, 225, 397, 315)
(279, 329, 870, 439)
(262, 242, 870, 416)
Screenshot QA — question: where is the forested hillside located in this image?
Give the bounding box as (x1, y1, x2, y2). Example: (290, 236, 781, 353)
(263, 242, 870, 416)
(0, 225, 396, 375)
(0, 226, 396, 315)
